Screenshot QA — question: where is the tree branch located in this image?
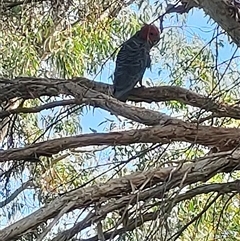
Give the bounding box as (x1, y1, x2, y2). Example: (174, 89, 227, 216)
(0, 99, 80, 119)
(1, 149, 240, 240)
(51, 179, 240, 241)
(0, 180, 33, 208)
(0, 120, 240, 162)
(1, 77, 240, 122)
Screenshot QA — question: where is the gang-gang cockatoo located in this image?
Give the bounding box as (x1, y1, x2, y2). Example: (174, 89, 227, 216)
(113, 24, 160, 101)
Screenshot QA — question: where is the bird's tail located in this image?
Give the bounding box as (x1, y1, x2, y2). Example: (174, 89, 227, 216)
(113, 89, 130, 102)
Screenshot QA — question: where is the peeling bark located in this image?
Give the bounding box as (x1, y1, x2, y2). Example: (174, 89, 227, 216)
(0, 77, 240, 163)
(0, 121, 240, 162)
(1, 77, 240, 121)
(0, 149, 239, 241)
(51, 180, 240, 241)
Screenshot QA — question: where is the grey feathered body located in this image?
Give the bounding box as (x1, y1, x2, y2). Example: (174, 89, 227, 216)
(113, 32, 151, 102)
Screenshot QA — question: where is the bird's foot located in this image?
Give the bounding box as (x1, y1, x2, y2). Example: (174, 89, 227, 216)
(138, 85, 146, 89)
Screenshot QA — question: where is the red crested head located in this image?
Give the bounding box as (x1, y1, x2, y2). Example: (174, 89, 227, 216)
(139, 24, 160, 45)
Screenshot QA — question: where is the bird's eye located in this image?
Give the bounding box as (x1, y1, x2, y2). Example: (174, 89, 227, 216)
(150, 32, 154, 35)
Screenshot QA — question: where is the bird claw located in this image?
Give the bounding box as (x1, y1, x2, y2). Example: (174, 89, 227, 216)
(139, 80, 145, 88)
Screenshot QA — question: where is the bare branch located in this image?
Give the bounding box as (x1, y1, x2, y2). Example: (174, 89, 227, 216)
(52, 180, 240, 241)
(0, 180, 33, 208)
(1, 77, 240, 122)
(0, 120, 240, 162)
(1, 149, 240, 240)
(0, 99, 80, 119)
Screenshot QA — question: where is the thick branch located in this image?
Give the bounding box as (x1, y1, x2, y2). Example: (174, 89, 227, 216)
(1, 149, 240, 240)
(0, 121, 240, 162)
(75, 77, 240, 120)
(0, 77, 179, 126)
(1, 77, 240, 121)
(52, 180, 240, 241)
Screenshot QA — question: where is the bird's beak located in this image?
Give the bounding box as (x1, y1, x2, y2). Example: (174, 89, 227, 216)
(152, 37, 160, 45)
(155, 35, 161, 44)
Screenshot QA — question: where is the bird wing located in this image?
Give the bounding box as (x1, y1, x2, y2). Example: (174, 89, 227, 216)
(113, 37, 150, 101)
(146, 53, 151, 68)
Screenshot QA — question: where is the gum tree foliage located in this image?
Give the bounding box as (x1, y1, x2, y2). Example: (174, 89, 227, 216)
(0, 0, 240, 240)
